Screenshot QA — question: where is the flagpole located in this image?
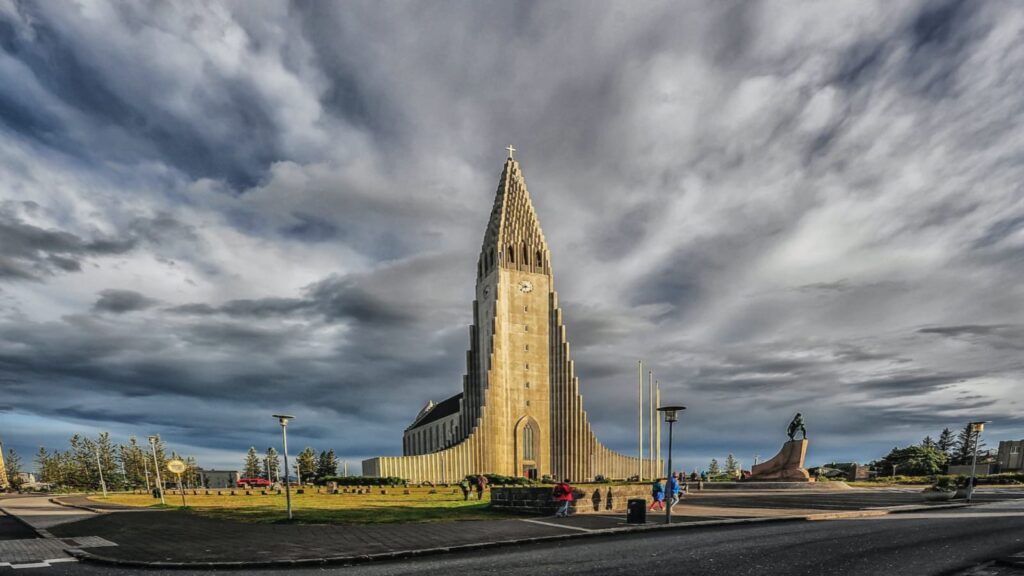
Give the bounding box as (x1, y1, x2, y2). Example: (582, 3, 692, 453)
(656, 380, 661, 477)
(649, 369, 654, 479)
(638, 360, 643, 481)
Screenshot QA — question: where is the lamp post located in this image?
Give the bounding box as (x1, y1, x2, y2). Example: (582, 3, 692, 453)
(966, 421, 990, 503)
(657, 405, 686, 525)
(273, 414, 295, 520)
(147, 436, 166, 505)
(95, 447, 108, 498)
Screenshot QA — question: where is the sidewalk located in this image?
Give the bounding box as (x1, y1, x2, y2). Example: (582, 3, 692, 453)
(0, 495, 115, 569)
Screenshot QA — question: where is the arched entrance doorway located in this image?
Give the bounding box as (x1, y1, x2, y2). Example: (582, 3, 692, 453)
(514, 416, 540, 480)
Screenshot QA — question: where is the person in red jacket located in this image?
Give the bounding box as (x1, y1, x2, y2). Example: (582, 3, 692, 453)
(553, 478, 574, 517)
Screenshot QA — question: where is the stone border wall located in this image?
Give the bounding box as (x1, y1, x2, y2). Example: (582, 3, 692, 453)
(490, 484, 651, 515)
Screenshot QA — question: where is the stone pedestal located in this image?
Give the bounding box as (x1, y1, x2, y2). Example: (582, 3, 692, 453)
(749, 439, 813, 482)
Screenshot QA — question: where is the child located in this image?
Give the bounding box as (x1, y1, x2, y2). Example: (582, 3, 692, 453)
(649, 478, 665, 511)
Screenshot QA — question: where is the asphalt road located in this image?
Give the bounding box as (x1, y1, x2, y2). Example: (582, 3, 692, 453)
(8, 499, 1024, 576)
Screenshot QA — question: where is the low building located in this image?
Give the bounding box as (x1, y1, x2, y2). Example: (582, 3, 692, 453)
(947, 464, 992, 476)
(198, 469, 239, 488)
(996, 440, 1024, 472)
(403, 394, 462, 456)
(16, 472, 36, 485)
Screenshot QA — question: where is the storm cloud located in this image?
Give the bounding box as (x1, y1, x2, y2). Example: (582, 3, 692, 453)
(1, 0, 1023, 472)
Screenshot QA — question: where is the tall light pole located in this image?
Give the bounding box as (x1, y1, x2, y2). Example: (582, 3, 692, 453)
(273, 415, 295, 520)
(95, 447, 108, 497)
(966, 421, 990, 503)
(657, 405, 686, 525)
(147, 435, 165, 505)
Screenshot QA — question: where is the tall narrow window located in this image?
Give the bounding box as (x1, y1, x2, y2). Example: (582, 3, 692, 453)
(523, 425, 536, 461)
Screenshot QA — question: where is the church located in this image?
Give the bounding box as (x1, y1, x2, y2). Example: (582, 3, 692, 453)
(362, 151, 650, 482)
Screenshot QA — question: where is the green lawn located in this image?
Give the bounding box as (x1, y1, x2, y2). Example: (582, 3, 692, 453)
(92, 487, 515, 524)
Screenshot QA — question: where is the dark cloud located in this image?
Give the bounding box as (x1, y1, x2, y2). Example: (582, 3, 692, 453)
(0, 206, 136, 281)
(93, 289, 158, 314)
(973, 215, 1024, 250)
(918, 324, 1024, 351)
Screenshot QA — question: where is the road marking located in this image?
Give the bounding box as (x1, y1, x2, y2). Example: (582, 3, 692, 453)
(520, 518, 594, 532)
(1, 557, 78, 569)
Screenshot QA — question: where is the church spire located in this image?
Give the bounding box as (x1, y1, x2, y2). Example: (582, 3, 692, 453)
(478, 150, 551, 279)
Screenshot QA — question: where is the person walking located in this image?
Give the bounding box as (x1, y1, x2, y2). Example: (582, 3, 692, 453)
(667, 474, 680, 509)
(649, 478, 665, 511)
(459, 478, 471, 501)
(476, 474, 488, 500)
(552, 478, 574, 517)
(678, 472, 689, 495)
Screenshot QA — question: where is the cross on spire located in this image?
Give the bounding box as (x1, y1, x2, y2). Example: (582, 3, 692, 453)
(505, 144, 516, 159)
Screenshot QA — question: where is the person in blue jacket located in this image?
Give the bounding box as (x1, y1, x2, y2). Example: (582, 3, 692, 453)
(648, 478, 665, 511)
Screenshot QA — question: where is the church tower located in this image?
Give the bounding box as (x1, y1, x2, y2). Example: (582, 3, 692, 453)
(364, 150, 648, 482)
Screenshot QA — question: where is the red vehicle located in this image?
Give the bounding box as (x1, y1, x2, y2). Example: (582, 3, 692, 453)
(237, 477, 273, 488)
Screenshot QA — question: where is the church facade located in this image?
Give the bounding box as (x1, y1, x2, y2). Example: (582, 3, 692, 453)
(362, 153, 649, 482)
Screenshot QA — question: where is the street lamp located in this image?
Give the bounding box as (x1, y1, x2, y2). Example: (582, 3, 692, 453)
(966, 421, 990, 503)
(147, 436, 166, 505)
(95, 446, 108, 498)
(657, 404, 686, 525)
(273, 414, 295, 520)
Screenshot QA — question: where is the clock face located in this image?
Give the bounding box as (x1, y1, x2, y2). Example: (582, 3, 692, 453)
(518, 280, 534, 293)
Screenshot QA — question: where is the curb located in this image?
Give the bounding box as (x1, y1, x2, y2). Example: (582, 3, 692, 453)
(0, 505, 56, 539)
(49, 497, 107, 514)
(65, 501, 972, 570)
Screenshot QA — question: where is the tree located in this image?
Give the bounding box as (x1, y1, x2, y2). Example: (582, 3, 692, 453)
(297, 447, 317, 484)
(937, 427, 956, 457)
(68, 434, 100, 489)
(184, 456, 199, 488)
(35, 447, 51, 484)
(243, 447, 263, 478)
(265, 447, 280, 482)
(875, 445, 948, 476)
(119, 436, 150, 489)
(953, 424, 986, 465)
(5, 448, 22, 489)
(724, 454, 739, 477)
(317, 450, 338, 481)
(708, 458, 721, 477)
(921, 436, 936, 450)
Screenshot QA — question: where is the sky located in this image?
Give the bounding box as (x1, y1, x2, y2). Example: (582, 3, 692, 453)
(1, 0, 1022, 474)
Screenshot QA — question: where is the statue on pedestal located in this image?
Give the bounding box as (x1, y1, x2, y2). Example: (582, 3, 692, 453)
(749, 413, 813, 482)
(787, 413, 807, 441)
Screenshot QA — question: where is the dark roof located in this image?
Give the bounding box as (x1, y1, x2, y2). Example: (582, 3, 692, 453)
(409, 393, 462, 430)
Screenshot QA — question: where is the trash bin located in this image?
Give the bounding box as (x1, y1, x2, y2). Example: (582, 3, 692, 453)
(626, 498, 646, 524)
(152, 488, 162, 499)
